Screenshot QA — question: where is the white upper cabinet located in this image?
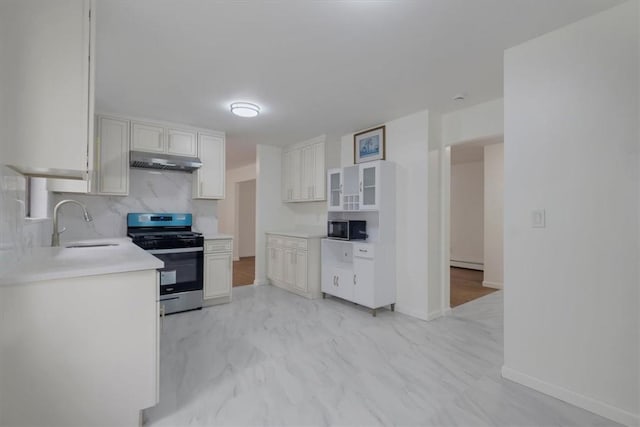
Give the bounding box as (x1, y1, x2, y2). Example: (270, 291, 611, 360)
(327, 169, 342, 211)
(131, 123, 198, 157)
(131, 122, 165, 153)
(48, 114, 130, 196)
(193, 133, 225, 199)
(282, 136, 326, 202)
(359, 163, 380, 211)
(2, 0, 94, 179)
(167, 129, 197, 157)
(326, 161, 387, 212)
(96, 116, 130, 195)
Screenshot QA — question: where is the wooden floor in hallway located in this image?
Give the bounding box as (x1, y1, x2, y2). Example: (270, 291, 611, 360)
(233, 256, 255, 287)
(450, 267, 498, 308)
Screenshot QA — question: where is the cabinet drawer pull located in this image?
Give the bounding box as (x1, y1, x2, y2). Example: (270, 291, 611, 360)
(353, 274, 356, 285)
(359, 249, 368, 253)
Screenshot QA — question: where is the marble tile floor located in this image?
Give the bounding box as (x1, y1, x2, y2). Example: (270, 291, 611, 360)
(144, 285, 619, 427)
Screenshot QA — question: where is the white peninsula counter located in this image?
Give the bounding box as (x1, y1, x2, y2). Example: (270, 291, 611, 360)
(0, 239, 162, 427)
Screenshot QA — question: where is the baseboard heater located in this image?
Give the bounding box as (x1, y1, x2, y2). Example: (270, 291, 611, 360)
(450, 259, 484, 271)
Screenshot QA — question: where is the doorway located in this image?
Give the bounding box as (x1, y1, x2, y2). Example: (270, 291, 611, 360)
(448, 139, 503, 307)
(234, 179, 256, 286)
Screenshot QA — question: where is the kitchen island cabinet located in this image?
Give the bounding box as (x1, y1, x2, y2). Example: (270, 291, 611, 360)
(0, 240, 161, 426)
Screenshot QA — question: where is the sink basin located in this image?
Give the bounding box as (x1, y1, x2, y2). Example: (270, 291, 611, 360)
(65, 243, 119, 248)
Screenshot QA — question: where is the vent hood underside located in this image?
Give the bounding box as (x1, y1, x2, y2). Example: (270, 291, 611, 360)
(130, 151, 202, 172)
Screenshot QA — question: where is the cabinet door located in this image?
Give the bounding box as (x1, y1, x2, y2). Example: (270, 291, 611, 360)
(3, 0, 93, 178)
(96, 116, 129, 195)
(167, 129, 197, 157)
(268, 246, 284, 282)
(294, 251, 308, 292)
(283, 248, 296, 286)
(312, 142, 325, 200)
(282, 151, 292, 201)
(327, 169, 342, 211)
(132, 122, 165, 153)
(204, 253, 232, 299)
(301, 145, 315, 200)
(321, 266, 335, 295)
(359, 163, 380, 210)
(353, 256, 375, 308)
(290, 148, 302, 201)
(336, 269, 355, 301)
(194, 133, 225, 199)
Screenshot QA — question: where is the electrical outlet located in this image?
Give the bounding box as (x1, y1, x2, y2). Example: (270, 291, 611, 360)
(532, 209, 545, 228)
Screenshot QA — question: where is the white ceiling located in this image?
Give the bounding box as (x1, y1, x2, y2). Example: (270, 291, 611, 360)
(95, 0, 622, 169)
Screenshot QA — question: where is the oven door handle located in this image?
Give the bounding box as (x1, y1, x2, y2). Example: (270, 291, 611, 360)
(148, 247, 204, 255)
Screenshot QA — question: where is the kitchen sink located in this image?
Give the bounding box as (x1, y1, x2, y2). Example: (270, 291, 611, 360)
(65, 243, 119, 248)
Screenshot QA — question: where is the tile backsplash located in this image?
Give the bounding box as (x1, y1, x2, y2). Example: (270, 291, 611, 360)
(0, 166, 52, 276)
(52, 168, 218, 242)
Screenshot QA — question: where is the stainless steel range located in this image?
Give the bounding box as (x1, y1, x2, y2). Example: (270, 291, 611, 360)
(127, 213, 204, 315)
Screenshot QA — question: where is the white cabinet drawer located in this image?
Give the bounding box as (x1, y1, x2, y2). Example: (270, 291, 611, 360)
(205, 239, 232, 253)
(353, 243, 374, 259)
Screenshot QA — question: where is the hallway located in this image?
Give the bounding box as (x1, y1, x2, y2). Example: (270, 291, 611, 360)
(450, 267, 498, 308)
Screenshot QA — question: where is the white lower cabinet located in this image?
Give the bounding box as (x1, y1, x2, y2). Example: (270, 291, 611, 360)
(321, 239, 395, 316)
(203, 238, 232, 306)
(266, 233, 321, 299)
(0, 269, 158, 426)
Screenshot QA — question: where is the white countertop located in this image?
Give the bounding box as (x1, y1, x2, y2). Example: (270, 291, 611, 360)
(266, 230, 327, 239)
(201, 233, 233, 240)
(0, 238, 164, 286)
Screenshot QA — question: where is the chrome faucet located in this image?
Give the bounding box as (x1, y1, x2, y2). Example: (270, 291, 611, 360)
(51, 199, 93, 247)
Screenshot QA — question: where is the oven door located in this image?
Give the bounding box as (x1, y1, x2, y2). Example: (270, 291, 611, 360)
(148, 247, 203, 295)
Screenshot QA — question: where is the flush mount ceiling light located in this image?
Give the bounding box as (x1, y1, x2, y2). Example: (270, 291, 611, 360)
(230, 102, 261, 118)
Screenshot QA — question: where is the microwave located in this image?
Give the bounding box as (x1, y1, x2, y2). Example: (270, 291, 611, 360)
(327, 220, 367, 241)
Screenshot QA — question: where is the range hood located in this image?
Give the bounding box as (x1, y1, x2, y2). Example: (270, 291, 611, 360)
(130, 151, 202, 172)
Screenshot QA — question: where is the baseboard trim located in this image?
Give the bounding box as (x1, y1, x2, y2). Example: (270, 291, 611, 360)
(482, 280, 503, 289)
(501, 366, 639, 427)
(442, 307, 452, 316)
(426, 309, 444, 321)
(253, 279, 268, 286)
(450, 260, 484, 271)
(395, 305, 429, 321)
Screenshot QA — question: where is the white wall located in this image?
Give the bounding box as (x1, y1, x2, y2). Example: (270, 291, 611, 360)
(255, 145, 295, 285)
(341, 110, 435, 320)
(483, 143, 503, 288)
(237, 179, 256, 258)
(442, 98, 503, 146)
(503, 3, 639, 426)
(427, 113, 443, 317)
(450, 160, 484, 267)
(218, 163, 256, 260)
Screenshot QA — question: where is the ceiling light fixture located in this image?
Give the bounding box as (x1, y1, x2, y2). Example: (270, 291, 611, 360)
(230, 102, 261, 118)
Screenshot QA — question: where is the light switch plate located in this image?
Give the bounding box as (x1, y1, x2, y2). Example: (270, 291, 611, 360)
(532, 209, 546, 228)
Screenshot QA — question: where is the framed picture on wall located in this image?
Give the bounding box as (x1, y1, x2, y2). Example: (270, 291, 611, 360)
(354, 125, 385, 164)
